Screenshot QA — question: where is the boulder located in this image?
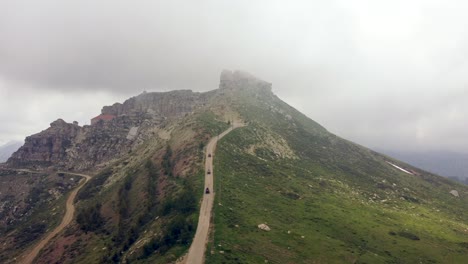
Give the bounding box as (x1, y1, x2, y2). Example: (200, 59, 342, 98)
(258, 223, 271, 231)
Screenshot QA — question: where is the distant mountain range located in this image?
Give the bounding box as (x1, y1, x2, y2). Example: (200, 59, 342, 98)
(0, 141, 22, 163)
(379, 149, 468, 183)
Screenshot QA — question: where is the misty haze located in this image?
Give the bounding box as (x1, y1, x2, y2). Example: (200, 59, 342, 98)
(1, 1, 468, 263)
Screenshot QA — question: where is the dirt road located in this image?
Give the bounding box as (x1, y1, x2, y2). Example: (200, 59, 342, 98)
(183, 122, 244, 264)
(21, 172, 91, 264)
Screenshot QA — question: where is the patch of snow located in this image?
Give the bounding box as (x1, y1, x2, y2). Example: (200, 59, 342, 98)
(386, 162, 413, 175)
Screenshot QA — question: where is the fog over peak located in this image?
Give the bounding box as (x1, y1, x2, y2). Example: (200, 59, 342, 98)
(1, 0, 468, 153)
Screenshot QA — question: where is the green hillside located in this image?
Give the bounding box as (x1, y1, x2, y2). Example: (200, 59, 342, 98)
(206, 87, 468, 263)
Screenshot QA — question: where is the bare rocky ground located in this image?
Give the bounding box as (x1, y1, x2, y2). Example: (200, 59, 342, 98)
(0, 168, 80, 262)
(21, 172, 91, 264)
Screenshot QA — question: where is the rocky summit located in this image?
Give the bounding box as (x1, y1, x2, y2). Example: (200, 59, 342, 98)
(1, 71, 468, 264)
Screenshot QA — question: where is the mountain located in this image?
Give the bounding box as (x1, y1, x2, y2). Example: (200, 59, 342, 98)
(1, 70, 468, 263)
(7, 89, 210, 171)
(0, 140, 22, 163)
(379, 150, 468, 184)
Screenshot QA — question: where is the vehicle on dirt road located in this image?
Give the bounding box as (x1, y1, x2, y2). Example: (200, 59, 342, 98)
(207, 169, 211, 174)
(205, 187, 210, 194)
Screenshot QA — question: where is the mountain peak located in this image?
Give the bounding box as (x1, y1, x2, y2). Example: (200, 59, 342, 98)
(219, 69, 272, 91)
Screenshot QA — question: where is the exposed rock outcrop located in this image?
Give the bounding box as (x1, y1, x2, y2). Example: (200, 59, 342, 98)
(7, 70, 272, 171)
(101, 90, 209, 117)
(7, 115, 162, 170)
(7, 119, 80, 167)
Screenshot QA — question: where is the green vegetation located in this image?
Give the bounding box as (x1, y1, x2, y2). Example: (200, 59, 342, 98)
(15, 222, 47, 246)
(76, 203, 104, 233)
(118, 174, 133, 218)
(141, 214, 195, 256)
(9, 83, 468, 263)
(77, 168, 113, 200)
(139, 180, 197, 260)
(69, 136, 204, 264)
(195, 112, 230, 137)
(146, 159, 159, 211)
(162, 145, 173, 177)
(205, 91, 468, 263)
(207, 126, 468, 263)
(160, 181, 197, 216)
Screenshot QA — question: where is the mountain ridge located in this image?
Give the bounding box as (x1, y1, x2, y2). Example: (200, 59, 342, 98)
(1, 70, 468, 263)
(5, 70, 273, 171)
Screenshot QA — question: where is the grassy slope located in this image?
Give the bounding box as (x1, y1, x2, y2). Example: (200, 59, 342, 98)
(207, 90, 468, 263)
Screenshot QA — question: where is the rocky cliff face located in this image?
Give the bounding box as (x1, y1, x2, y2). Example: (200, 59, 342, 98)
(7, 70, 270, 171)
(7, 115, 158, 170)
(6, 91, 209, 170)
(101, 90, 210, 117)
(7, 119, 80, 167)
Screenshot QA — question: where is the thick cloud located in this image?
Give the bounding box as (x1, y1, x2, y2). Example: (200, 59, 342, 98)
(0, 0, 467, 153)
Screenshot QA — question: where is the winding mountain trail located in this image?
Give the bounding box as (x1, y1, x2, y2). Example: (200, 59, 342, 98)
(21, 172, 91, 264)
(183, 122, 244, 264)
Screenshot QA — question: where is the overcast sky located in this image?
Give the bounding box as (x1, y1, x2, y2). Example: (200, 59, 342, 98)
(1, 0, 467, 153)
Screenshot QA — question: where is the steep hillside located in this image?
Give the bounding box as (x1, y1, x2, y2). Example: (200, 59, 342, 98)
(32, 111, 230, 264)
(3, 73, 239, 263)
(3, 70, 468, 263)
(0, 169, 81, 262)
(206, 73, 468, 263)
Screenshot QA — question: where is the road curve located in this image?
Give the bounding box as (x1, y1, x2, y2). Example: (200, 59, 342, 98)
(184, 122, 244, 264)
(22, 172, 91, 264)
